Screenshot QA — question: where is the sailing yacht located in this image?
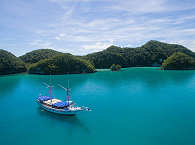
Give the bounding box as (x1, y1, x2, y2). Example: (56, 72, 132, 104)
(37, 81, 90, 115)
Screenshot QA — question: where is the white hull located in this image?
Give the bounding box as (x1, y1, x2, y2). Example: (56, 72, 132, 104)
(37, 101, 83, 115)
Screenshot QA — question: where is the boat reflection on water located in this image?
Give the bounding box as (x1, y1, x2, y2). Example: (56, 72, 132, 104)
(37, 108, 90, 133)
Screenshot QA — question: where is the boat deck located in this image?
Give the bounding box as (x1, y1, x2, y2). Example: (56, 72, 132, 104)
(41, 103, 83, 112)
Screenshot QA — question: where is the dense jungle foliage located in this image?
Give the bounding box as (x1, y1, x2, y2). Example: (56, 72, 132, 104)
(28, 54, 96, 75)
(161, 52, 195, 70)
(0, 49, 27, 75)
(110, 64, 122, 71)
(19, 49, 63, 64)
(1, 40, 195, 75)
(83, 40, 195, 69)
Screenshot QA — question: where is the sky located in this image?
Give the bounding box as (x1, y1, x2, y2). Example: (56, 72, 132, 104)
(0, 0, 195, 56)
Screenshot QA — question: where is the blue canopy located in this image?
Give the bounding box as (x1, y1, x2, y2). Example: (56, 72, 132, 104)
(52, 102, 69, 108)
(38, 96, 51, 102)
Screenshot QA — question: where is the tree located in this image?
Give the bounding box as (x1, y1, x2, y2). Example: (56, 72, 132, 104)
(82, 40, 195, 69)
(19, 49, 63, 64)
(161, 52, 195, 70)
(0, 49, 27, 75)
(110, 64, 121, 71)
(29, 54, 96, 75)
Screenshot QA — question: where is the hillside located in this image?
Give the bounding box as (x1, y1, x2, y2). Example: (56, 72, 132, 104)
(0, 49, 27, 75)
(19, 49, 63, 64)
(29, 54, 96, 75)
(1, 40, 195, 76)
(83, 40, 195, 69)
(161, 52, 195, 70)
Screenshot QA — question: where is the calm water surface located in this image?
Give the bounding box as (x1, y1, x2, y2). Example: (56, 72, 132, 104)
(1, 67, 195, 145)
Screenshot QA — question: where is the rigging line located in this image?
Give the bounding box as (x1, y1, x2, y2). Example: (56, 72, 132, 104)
(52, 89, 56, 98)
(47, 89, 50, 97)
(58, 83, 69, 102)
(44, 87, 47, 94)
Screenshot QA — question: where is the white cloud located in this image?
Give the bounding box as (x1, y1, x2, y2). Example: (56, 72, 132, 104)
(2, 0, 195, 57)
(55, 36, 61, 40)
(29, 0, 195, 55)
(107, 0, 195, 14)
(48, 0, 106, 3)
(35, 11, 195, 54)
(83, 41, 113, 52)
(175, 40, 195, 51)
(110, 0, 166, 13)
(49, 0, 195, 14)
(29, 40, 53, 49)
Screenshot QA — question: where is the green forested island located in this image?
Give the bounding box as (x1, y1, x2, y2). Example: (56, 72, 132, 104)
(161, 52, 195, 70)
(29, 54, 96, 75)
(0, 49, 27, 75)
(19, 49, 63, 64)
(110, 64, 122, 71)
(82, 40, 195, 68)
(1, 40, 195, 75)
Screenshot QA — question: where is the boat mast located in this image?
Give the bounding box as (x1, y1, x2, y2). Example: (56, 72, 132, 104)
(49, 85, 52, 99)
(67, 80, 70, 105)
(48, 63, 55, 101)
(58, 82, 71, 105)
(49, 71, 53, 102)
(43, 81, 53, 102)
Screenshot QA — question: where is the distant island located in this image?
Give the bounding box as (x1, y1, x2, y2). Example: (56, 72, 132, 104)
(110, 64, 121, 71)
(1, 40, 195, 75)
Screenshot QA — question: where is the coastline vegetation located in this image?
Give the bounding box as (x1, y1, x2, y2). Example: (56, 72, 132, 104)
(110, 64, 122, 71)
(161, 52, 195, 70)
(0, 49, 27, 75)
(83, 40, 194, 68)
(19, 49, 63, 64)
(1, 40, 195, 75)
(28, 54, 96, 75)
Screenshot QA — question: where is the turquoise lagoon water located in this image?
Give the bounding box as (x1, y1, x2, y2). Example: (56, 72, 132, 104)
(1, 67, 195, 145)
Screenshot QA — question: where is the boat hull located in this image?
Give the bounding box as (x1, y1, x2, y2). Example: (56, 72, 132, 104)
(37, 101, 82, 115)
